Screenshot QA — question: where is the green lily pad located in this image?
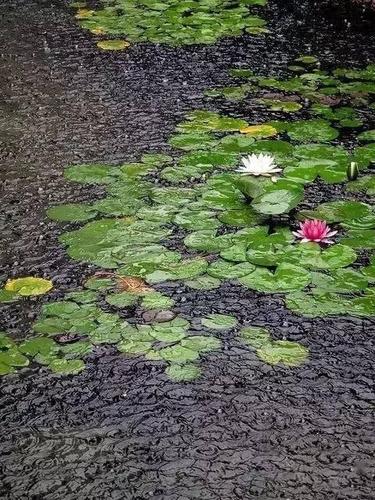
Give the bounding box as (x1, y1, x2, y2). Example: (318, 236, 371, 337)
(65, 290, 98, 304)
(240, 326, 271, 348)
(239, 263, 311, 293)
(159, 344, 199, 363)
(168, 132, 216, 150)
(311, 269, 368, 293)
(353, 143, 375, 168)
(19, 337, 57, 357)
(257, 99, 302, 112)
(42, 301, 80, 317)
(5, 277, 53, 297)
(358, 129, 375, 142)
(117, 339, 152, 355)
(299, 200, 372, 223)
(84, 277, 115, 290)
(280, 243, 357, 270)
(286, 119, 339, 143)
(295, 55, 318, 64)
(0, 348, 30, 368)
(97, 39, 130, 50)
(47, 203, 97, 222)
(285, 291, 353, 317)
(165, 363, 202, 381)
(181, 335, 221, 353)
(252, 180, 304, 215)
(59, 341, 93, 357)
(218, 207, 265, 227)
(257, 340, 308, 367)
(146, 258, 208, 284)
(341, 230, 375, 249)
(201, 314, 238, 330)
(185, 275, 221, 290)
(207, 260, 255, 279)
(106, 292, 139, 308)
(174, 210, 220, 230)
(49, 358, 85, 374)
(65, 164, 118, 184)
(0, 289, 18, 303)
(141, 292, 175, 310)
(346, 175, 375, 196)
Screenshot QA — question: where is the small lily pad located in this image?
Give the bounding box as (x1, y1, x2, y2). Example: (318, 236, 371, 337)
(257, 340, 308, 367)
(5, 277, 53, 297)
(47, 203, 97, 222)
(201, 314, 238, 330)
(97, 39, 130, 50)
(49, 358, 85, 374)
(165, 363, 202, 381)
(185, 275, 221, 290)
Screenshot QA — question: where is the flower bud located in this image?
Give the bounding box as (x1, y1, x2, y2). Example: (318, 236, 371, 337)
(347, 162, 359, 181)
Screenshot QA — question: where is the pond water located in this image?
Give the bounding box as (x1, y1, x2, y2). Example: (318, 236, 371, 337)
(0, 0, 375, 498)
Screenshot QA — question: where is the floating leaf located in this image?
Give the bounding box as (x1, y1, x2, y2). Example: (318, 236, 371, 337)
(0, 348, 29, 368)
(165, 363, 201, 381)
(65, 164, 117, 184)
(19, 337, 57, 357)
(257, 340, 308, 366)
(286, 120, 339, 143)
(106, 292, 139, 308)
(141, 292, 175, 310)
(5, 277, 53, 297)
(201, 314, 238, 330)
(240, 326, 270, 348)
(358, 129, 375, 142)
(159, 345, 199, 363)
(49, 358, 85, 374)
(181, 336, 221, 353)
(299, 200, 371, 223)
(240, 124, 278, 138)
(208, 260, 255, 279)
(97, 39, 130, 50)
(47, 203, 97, 222)
(295, 55, 318, 64)
(185, 275, 221, 290)
(341, 230, 375, 249)
(346, 175, 375, 196)
(239, 263, 311, 293)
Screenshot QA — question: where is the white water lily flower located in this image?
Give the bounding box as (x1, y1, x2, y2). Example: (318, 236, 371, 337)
(236, 153, 282, 181)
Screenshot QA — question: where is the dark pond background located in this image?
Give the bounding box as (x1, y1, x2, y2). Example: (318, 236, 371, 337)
(0, 0, 375, 498)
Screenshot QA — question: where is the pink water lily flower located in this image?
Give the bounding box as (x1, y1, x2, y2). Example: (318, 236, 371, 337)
(293, 219, 337, 244)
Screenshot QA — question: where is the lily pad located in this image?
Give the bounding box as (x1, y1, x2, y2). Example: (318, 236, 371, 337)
(181, 336, 221, 352)
(239, 263, 311, 293)
(165, 363, 202, 381)
(286, 120, 339, 143)
(358, 129, 375, 142)
(5, 277, 53, 297)
(185, 275, 221, 290)
(106, 292, 139, 308)
(240, 326, 271, 348)
(159, 345, 199, 363)
(49, 358, 85, 374)
(141, 292, 175, 310)
(207, 260, 255, 279)
(19, 337, 57, 357)
(201, 314, 238, 330)
(97, 39, 130, 50)
(257, 340, 308, 367)
(299, 200, 372, 223)
(47, 203, 97, 222)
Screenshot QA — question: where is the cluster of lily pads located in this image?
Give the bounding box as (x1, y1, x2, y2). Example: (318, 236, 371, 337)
(72, 0, 268, 48)
(3, 57, 375, 380)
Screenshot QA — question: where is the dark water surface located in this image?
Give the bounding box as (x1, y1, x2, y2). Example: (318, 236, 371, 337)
(1, 0, 375, 498)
